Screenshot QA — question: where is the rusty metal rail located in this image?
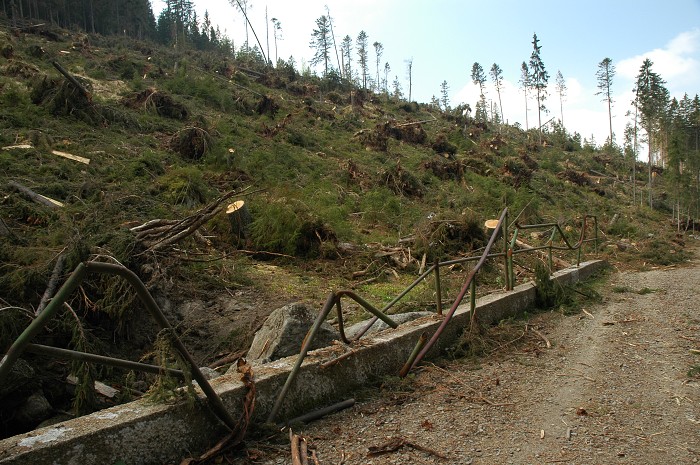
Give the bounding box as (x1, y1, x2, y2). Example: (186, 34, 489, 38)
(0, 261, 237, 431)
(2, 211, 599, 427)
(268, 208, 600, 422)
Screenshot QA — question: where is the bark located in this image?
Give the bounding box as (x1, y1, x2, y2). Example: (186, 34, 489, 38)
(8, 180, 63, 208)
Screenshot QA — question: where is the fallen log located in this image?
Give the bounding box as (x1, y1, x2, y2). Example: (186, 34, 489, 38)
(8, 180, 64, 208)
(52, 60, 91, 102)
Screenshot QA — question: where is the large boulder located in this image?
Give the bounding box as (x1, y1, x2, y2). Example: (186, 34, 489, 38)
(247, 303, 338, 363)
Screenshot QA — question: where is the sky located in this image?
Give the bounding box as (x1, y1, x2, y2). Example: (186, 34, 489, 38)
(153, 0, 700, 148)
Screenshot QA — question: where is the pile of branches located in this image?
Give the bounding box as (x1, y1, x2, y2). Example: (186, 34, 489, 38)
(557, 169, 591, 187)
(519, 151, 539, 170)
(423, 158, 466, 181)
(259, 113, 292, 138)
(121, 88, 189, 120)
(130, 189, 242, 254)
(169, 125, 212, 160)
(413, 215, 487, 260)
(255, 95, 279, 117)
(501, 157, 533, 188)
(431, 134, 457, 157)
(382, 163, 424, 198)
(382, 121, 427, 145)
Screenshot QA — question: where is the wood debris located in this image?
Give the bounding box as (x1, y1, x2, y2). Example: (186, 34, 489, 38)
(66, 375, 118, 398)
(131, 189, 247, 253)
(367, 436, 447, 459)
(8, 180, 64, 208)
(2, 144, 34, 150)
(51, 149, 90, 165)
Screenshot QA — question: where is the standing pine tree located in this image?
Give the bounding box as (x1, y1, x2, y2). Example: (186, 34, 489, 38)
(554, 70, 567, 130)
(309, 15, 333, 76)
(271, 18, 282, 64)
(519, 61, 530, 131)
(596, 57, 616, 146)
(490, 63, 505, 125)
(471, 62, 488, 122)
(440, 80, 450, 110)
(373, 42, 384, 93)
(356, 31, 369, 89)
(635, 58, 669, 207)
(340, 35, 353, 82)
(529, 33, 549, 142)
(392, 75, 403, 100)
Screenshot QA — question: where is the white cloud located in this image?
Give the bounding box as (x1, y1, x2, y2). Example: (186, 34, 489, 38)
(617, 28, 700, 87)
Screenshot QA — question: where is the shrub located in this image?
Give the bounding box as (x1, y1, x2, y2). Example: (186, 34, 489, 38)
(156, 166, 211, 206)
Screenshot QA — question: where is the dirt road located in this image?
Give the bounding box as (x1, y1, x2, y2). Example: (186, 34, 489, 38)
(256, 256, 700, 464)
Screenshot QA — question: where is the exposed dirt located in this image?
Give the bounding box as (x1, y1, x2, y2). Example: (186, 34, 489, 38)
(251, 251, 700, 464)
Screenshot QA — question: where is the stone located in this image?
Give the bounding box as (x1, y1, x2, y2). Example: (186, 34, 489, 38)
(246, 302, 339, 363)
(198, 367, 221, 380)
(15, 391, 53, 429)
(344, 311, 435, 340)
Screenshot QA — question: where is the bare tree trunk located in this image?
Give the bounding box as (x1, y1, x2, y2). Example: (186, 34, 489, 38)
(524, 89, 529, 131)
(632, 105, 638, 205)
(648, 133, 653, 208)
(607, 98, 613, 145)
(326, 6, 341, 77)
(265, 7, 270, 65)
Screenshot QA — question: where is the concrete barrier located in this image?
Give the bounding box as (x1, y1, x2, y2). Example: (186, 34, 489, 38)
(0, 260, 606, 465)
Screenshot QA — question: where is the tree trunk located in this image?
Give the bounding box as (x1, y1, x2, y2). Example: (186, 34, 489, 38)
(648, 132, 653, 208)
(226, 200, 252, 246)
(8, 180, 63, 208)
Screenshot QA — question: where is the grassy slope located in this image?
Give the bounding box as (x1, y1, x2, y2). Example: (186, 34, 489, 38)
(0, 25, 690, 387)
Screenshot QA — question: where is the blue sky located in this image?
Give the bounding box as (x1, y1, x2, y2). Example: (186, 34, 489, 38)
(154, 0, 700, 147)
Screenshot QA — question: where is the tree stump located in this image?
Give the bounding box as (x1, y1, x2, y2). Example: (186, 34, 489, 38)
(226, 200, 251, 247)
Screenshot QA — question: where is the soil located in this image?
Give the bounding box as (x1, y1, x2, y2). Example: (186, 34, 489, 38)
(247, 251, 700, 464)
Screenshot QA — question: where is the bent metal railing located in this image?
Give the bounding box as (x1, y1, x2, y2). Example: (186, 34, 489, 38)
(268, 208, 600, 422)
(1, 210, 599, 427)
(0, 261, 238, 431)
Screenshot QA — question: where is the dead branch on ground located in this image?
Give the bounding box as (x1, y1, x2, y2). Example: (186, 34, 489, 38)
(132, 188, 251, 254)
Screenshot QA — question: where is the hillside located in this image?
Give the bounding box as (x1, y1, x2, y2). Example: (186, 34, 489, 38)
(0, 22, 692, 439)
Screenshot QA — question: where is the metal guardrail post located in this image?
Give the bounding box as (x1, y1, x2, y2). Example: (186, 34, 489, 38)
(398, 333, 427, 378)
(503, 211, 510, 290)
(0, 261, 238, 432)
(508, 228, 519, 290)
(0, 263, 87, 380)
(577, 241, 582, 266)
(594, 216, 599, 253)
(405, 208, 508, 374)
(84, 262, 238, 431)
(268, 292, 337, 423)
(434, 258, 442, 316)
(470, 278, 476, 314)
